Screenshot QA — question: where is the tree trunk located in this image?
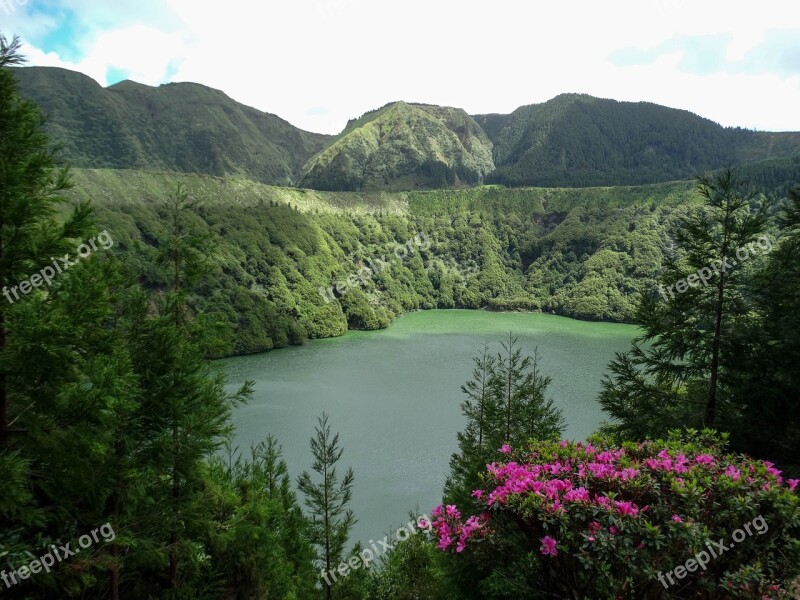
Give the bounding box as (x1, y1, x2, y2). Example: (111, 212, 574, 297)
(324, 461, 332, 600)
(706, 273, 725, 428)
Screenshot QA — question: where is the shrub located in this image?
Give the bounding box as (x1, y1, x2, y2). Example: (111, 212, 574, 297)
(430, 430, 800, 599)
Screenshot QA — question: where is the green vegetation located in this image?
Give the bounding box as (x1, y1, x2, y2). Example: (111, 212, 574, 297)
(300, 102, 494, 191)
(18, 67, 799, 193)
(433, 432, 800, 599)
(298, 413, 357, 600)
(14, 66, 330, 186)
(476, 93, 800, 187)
(600, 172, 800, 477)
(64, 169, 702, 356)
(61, 162, 799, 358)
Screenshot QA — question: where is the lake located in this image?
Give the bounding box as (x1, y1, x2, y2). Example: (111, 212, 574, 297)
(222, 309, 638, 549)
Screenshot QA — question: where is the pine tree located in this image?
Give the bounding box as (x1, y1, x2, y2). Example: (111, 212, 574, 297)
(446, 344, 496, 501)
(726, 185, 800, 474)
(298, 412, 356, 600)
(0, 35, 122, 598)
(600, 168, 770, 437)
(205, 437, 316, 599)
(488, 333, 564, 449)
(0, 34, 92, 444)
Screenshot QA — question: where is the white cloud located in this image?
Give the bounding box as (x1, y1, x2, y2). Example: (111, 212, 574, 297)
(11, 0, 800, 134)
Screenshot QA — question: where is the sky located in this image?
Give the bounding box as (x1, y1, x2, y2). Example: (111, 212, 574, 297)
(2, 0, 800, 135)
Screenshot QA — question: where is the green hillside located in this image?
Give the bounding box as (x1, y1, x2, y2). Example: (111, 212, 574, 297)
(13, 66, 330, 185)
(65, 168, 697, 357)
(475, 93, 800, 187)
(299, 102, 495, 191)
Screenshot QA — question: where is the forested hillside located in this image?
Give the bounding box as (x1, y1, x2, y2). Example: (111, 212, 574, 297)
(13, 66, 330, 185)
(66, 158, 800, 358)
(476, 93, 800, 187)
(63, 169, 736, 357)
(299, 102, 495, 191)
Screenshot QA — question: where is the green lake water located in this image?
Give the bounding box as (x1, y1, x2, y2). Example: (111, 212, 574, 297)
(222, 309, 638, 548)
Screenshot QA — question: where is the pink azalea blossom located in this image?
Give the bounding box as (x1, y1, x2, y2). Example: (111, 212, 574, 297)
(671, 515, 683, 523)
(788, 479, 799, 492)
(564, 487, 590, 503)
(724, 465, 742, 481)
(613, 500, 639, 517)
(499, 444, 512, 454)
(472, 489, 484, 500)
(540, 535, 558, 556)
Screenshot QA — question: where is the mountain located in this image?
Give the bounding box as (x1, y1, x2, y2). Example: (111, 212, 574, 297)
(475, 93, 800, 187)
(299, 102, 495, 191)
(13, 66, 331, 185)
(12, 67, 800, 190)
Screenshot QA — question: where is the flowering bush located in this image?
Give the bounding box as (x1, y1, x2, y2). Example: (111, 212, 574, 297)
(430, 430, 800, 599)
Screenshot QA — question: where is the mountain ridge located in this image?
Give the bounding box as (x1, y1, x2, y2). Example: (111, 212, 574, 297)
(13, 66, 800, 190)
(13, 65, 331, 186)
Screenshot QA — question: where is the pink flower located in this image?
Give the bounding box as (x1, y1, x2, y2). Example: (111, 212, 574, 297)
(618, 467, 640, 480)
(417, 518, 429, 529)
(564, 487, 590, 503)
(596, 451, 615, 464)
(540, 535, 558, 556)
(724, 465, 742, 481)
(763, 461, 783, 480)
(588, 521, 602, 534)
(499, 444, 512, 454)
(609, 526, 620, 535)
(471, 489, 484, 500)
(445, 504, 461, 519)
(431, 505, 443, 518)
(463, 515, 481, 534)
(594, 494, 611, 509)
(788, 479, 799, 492)
(613, 500, 639, 517)
(695, 453, 714, 465)
(437, 535, 453, 550)
(671, 515, 683, 523)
